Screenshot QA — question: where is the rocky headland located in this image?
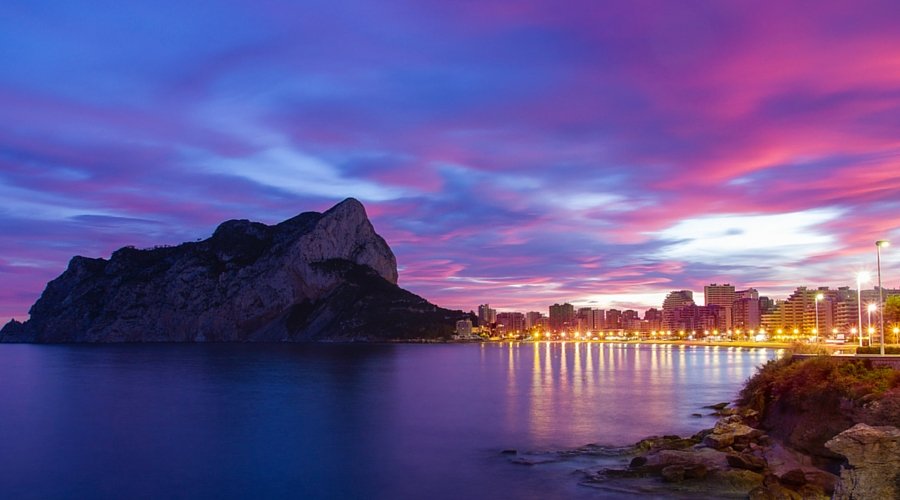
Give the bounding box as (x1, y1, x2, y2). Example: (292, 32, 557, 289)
(1, 198, 471, 342)
(507, 355, 900, 498)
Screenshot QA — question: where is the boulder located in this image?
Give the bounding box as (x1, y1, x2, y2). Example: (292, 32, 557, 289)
(645, 448, 730, 471)
(703, 433, 734, 449)
(661, 465, 685, 483)
(727, 453, 767, 472)
(703, 419, 763, 449)
(825, 423, 900, 500)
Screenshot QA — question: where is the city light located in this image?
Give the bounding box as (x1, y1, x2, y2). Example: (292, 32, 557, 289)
(856, 272, 870, 348)
(814, 293, 824, 343)
(876, 240, 890, 355)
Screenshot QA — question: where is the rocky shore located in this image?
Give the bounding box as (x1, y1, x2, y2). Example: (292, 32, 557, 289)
(506, 356, 900, 498)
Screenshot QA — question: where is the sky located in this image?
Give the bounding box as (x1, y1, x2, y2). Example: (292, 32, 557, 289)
(3, 0, 900, 322)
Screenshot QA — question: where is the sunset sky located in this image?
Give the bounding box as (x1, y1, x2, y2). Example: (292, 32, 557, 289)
(3, 0, 900, 321)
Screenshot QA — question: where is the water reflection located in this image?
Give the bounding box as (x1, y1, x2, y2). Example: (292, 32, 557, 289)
(485, 343, 777, 446)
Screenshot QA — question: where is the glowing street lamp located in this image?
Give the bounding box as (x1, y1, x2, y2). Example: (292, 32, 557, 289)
(857, 272, 871, 347)
(867, 303, 877, 341)
(876, 240, 890, 355)
(814, 293, 824, 343)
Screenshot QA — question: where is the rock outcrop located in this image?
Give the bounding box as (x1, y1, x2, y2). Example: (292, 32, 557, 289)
(1, 198, 469, 342)
(573, 403, 838, 498)
(826, 423, 900, 500)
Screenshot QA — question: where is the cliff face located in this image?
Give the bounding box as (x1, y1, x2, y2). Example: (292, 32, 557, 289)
(0, 198, 467, 342)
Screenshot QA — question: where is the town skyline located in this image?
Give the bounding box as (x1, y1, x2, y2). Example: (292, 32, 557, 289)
(467, 277, 899, 316)
(468, 280, 900, 343)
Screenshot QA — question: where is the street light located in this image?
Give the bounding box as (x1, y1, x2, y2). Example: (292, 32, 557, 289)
(815, 293, 824, 343)
(857, 272, 871, 347)
(876, 240, 890, 355)
(867, 303, 877, 345)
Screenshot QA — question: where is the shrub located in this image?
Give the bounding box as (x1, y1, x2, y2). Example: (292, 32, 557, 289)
(856, 346, 900, 355)
(738, 356, 900, 416)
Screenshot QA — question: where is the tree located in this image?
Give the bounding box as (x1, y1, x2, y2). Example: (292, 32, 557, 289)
(885, 295, 900, 324)
(885, 296, 900, 344)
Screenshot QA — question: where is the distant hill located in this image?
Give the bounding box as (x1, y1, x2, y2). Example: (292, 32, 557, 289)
(1, 198, 470, 342)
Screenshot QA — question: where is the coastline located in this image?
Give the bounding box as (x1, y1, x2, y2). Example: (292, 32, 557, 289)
(503, 352, 900, 498)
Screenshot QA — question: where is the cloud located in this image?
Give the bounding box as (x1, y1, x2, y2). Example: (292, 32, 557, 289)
(652, 209, 844, 264)
(203, 146, 409, 201)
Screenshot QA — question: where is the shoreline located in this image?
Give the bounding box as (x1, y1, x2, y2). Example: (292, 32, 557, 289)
(515, 352, 900, 498)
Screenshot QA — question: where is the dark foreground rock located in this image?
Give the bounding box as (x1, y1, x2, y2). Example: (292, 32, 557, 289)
(1, 198, 471, 342)
(826, 423, 900, 500)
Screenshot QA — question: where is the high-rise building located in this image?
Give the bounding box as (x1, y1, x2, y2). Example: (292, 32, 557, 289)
(455, 319, 473, 338)
(732, 297, 760, 330)
(525, 311, 544, 329)
(496, 312, 526, 333)
(577, 307, 594, 330)
(622, 310, 640, 331)
(662, 290, 695, 331)
(477, 304, 497, 325)
(592, 309, 606, 330)
(704, 284, 736, 329)
(760, 287, 825, 333)
(549, 303, 575, 332)
(605, 309, 622, 331)
(759, 296, 775, 315)
(644, 308, 662, 331)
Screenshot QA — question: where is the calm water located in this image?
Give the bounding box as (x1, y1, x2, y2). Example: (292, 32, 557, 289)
(0, 343, 776, 499)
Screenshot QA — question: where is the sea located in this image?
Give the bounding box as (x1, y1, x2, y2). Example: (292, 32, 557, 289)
(0, 342, 777, 499)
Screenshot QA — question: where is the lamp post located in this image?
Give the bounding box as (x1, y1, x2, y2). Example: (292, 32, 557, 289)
(814, 293, 824, 343)
(867, 303, 876, 346)
(876, 240, 890, 356)
(857, 272, 870, 347)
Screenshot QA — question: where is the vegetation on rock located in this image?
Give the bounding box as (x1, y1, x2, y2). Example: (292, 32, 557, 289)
(738, 356, 900, 462)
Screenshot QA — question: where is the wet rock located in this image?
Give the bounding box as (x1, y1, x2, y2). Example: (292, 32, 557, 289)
(599, 467, 651, 479)
(684, 464, 708, 480)
(704, 418, 763, 449)
(707, 469, 765, 493)
(691, 413, 703, 418)
(661, 465, 685, 482)
(705, 402, 730, 410)
(727, 453, 767, 472)
(500, 449, 517, 455)
(740, 408, 760, 419)
(645, 448, 730, 471)
(778, 468, 807, 487)
(703, 432, 734, 449)
(634, 435, 698, 452)
(825, 423, 900, 500)
(748, 483, 802, 499)
(628, 456, 647, 468)
(801, 468, 837, 496)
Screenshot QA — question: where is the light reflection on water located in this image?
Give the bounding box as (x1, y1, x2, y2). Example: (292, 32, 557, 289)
(484, 342, 775, 447)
